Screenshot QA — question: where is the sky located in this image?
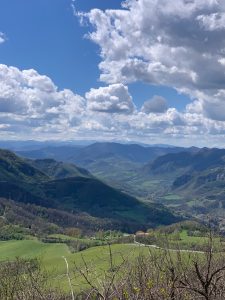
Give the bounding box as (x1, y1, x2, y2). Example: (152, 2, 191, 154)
(0, 0, 225, 146)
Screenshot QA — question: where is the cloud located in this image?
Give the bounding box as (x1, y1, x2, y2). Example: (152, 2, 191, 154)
(0, 64, 85, 133)
(197, 12, 225, 31)
(80, 0, 225, 124)
(2, 2, 225, 145)
(141, 96, 168, 114)
(86, 83, 135, 114)
(2, 64, 225, 146)
(0, 32, 6, 44)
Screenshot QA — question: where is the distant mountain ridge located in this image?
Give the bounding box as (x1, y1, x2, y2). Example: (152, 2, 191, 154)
(72, 142, 186, 164)
(17, 146, 83, 162)
(17, 142, 191, 165)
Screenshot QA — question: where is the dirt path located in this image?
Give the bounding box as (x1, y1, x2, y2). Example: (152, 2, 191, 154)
(133, 235, 204, 254)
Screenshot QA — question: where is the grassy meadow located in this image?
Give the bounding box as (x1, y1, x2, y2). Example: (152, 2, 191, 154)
(0, 221, 223, 294)
(0, 239, 147, 292)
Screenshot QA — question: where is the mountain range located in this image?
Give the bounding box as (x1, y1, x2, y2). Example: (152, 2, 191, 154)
(3, 140, 225, 229)
(17, 142, 190, 164)
(17, 142, 197, 197)
(0, 148, 179, 233)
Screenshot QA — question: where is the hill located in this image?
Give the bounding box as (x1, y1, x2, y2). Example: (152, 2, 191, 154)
(143, 148, 225, 176)
(0, 149, 48, 183)
(18, 142, 189, 165)
(139, 148, 225, 225)
(172, 166, 225, 214)
(70, 142, 187, 164)
(41, 176, 177, 227)
(17, 145, 83, 161)
(0, 149, 179, 232)
(29, 158, 91, 179)
(0, 197, 132, 234)
(17, 142, 195, 197)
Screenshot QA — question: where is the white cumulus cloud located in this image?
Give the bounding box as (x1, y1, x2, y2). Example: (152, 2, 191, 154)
(0, 64, 86, 135)
(2, 64, 225, 146)
(86, 83, 135, 114)
(81, 0, 225, 124)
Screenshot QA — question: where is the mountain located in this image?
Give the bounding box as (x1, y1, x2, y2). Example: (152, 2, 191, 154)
(18, 142, 190, 165)
(139, 148, 225, 224)
(29, 159, 91, 179)
(17, 145, 84, 161)
(0, 140, 94, 151)
(141, 147, 225, 194)
(0, 149, 179, 231)
(143, 148, 225, 176)
(70, 142, 186, 164)
(17, 142, 196, 198)
(0, 149, 48, 183)
(41, 176, 177, 227)
(173, 166, 225, 200)
(169, 166, 225, 219)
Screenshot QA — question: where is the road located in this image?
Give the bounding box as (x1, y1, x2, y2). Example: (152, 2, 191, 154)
(133, 235, 205, 254)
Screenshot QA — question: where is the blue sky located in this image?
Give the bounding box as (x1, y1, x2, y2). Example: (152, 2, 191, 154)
(0, 0, 122, 93)
(0, 0, 100, 93)
(0, 0, 225, 146)
(0, 0, 189, 109)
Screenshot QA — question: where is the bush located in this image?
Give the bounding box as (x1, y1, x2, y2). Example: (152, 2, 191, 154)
(0, 258, 68, 299)
(74, 235, 225, 299)
(0, 224, 29, 240)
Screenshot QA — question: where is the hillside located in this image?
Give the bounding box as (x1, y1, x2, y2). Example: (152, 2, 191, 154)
(143, 148, 225, 176)
(0, 197, 131, 234)
(29, 158, 91, 179)
(137, 148, 225, 197)
(17, 142, 196, 198)
(0, 149, 179, 231)
(0, 149, 48, 183)
(172, 166, 225, 213)
(139, 148, 225, 224)
(41, 176, 177, 226)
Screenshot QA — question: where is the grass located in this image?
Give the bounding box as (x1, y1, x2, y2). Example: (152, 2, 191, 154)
(0, 234, 220, 292)
(0, 240, 69, 261)
(179, 230, 206, 243)
(0, 239, 145, 292)
(166, 230, 223, 251)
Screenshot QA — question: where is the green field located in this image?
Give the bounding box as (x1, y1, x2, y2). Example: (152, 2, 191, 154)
(0, 228, 220, 293)
(0, 239, 145, 292)
(163, 229, 223, 252)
